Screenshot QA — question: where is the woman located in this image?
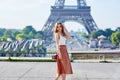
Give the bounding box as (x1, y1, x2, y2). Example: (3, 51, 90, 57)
(53, 22, 73, 80)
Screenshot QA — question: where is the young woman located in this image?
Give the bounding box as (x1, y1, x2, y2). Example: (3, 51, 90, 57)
(53, 22, 73, 80)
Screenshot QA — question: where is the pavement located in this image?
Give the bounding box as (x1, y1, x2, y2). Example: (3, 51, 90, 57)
(0, 62, 120, 80)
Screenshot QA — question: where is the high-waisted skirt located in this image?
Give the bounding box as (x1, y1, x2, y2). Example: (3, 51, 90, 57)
(57, 45, 73, 75)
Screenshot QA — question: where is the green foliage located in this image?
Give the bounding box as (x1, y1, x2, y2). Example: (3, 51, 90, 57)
(78, 33, 89, 39)
(91, 30, 106, 38)
(115, 27, 120, 31)
(1, 36, 7, 42)
(0, 25, 44, 41)
(22, 25, 36, 34)
(90, 30, 97, 38)
(104, 28, 114, 37)
(28, 31, 35, 39)
(0, 25, 120, 44)
(16, 33, 28, 40)
(94, 48, 99, 51)
(3, 29, 20, 40)
(34, 33, 42, 39)
(111, 31, 120, 46)
(90, 28, 120, 46)
(0, 28, 5, 36)
(91, 28, 114, 39)
(4, 30, 12, 37)
(0, 59, 57, 62)
(13, 31, 21, 37)
(37, 31, 45, 39)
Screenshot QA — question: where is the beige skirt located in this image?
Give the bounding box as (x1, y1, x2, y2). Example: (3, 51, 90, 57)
(57, 45, 73, 75)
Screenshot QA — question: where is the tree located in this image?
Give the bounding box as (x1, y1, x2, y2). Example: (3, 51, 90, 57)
(104, 28, 114, 40)
(111, 31, 120, 46)
(0, 28, 6, 37)
(3, 29, 15, 40)
(115, 27, 120, 32)
(1, 36, 7, 42)
(34, 33, 43, 39)
(80, 33, 89, 39)
(91, 30, 106, 39)
(105, 28, 114, 37)
(37, 31, 45, 39)
(16, 33, 28, 40)
(22, 25, 36, 34)
(13, 31, 21, 37)
(29, 31, 35, 39)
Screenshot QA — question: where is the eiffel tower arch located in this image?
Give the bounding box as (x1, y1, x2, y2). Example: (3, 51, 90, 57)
(42, 0, 98, 38)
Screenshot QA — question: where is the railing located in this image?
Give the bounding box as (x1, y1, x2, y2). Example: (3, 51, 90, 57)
(51, 6, 90, 10)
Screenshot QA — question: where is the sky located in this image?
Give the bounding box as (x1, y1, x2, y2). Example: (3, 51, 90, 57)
(0, 0, 120, 32)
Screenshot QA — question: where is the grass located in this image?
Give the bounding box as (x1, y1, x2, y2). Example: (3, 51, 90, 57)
(99, 61, 112, 63)
(0, 58, 56, 62)
(0, 57, 73, 62)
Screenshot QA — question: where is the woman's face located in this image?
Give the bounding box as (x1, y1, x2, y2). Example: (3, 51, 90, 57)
(57, 24, 63, 32)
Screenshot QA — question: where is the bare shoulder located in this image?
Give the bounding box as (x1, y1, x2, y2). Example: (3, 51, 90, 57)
(54, 33, 59, 36)
(54, 33, 59, 38)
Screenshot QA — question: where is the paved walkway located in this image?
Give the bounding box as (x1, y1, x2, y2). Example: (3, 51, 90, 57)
(0, 62, 120, 80)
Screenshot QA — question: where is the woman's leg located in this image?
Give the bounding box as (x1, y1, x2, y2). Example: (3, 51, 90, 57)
(55, 74, 60, 80)
(61, 74, 66, 80)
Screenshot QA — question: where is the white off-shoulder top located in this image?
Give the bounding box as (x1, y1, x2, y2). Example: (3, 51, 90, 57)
(59, 34, 66, 45)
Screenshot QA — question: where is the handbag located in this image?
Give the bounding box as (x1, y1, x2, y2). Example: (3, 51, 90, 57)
(52, 53, 58, 60)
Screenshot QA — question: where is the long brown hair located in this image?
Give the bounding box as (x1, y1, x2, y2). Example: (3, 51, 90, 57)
(53, 22, 66, 36)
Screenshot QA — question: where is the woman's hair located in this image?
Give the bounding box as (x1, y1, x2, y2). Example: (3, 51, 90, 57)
(53, 22, 66, 36)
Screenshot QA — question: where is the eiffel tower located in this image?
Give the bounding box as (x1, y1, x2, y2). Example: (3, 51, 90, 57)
(42, 0, 98, 38)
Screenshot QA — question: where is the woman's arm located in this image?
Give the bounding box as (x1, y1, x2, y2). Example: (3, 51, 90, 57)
(54, 33, 59, 51)
(63, 25, 70, 39)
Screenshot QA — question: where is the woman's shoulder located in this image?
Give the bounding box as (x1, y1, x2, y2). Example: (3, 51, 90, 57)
(54, 33, 59, 36)
(54, 33, 60, 38)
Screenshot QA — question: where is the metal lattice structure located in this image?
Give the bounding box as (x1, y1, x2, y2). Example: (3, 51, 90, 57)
(42, 0, 98, 37)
